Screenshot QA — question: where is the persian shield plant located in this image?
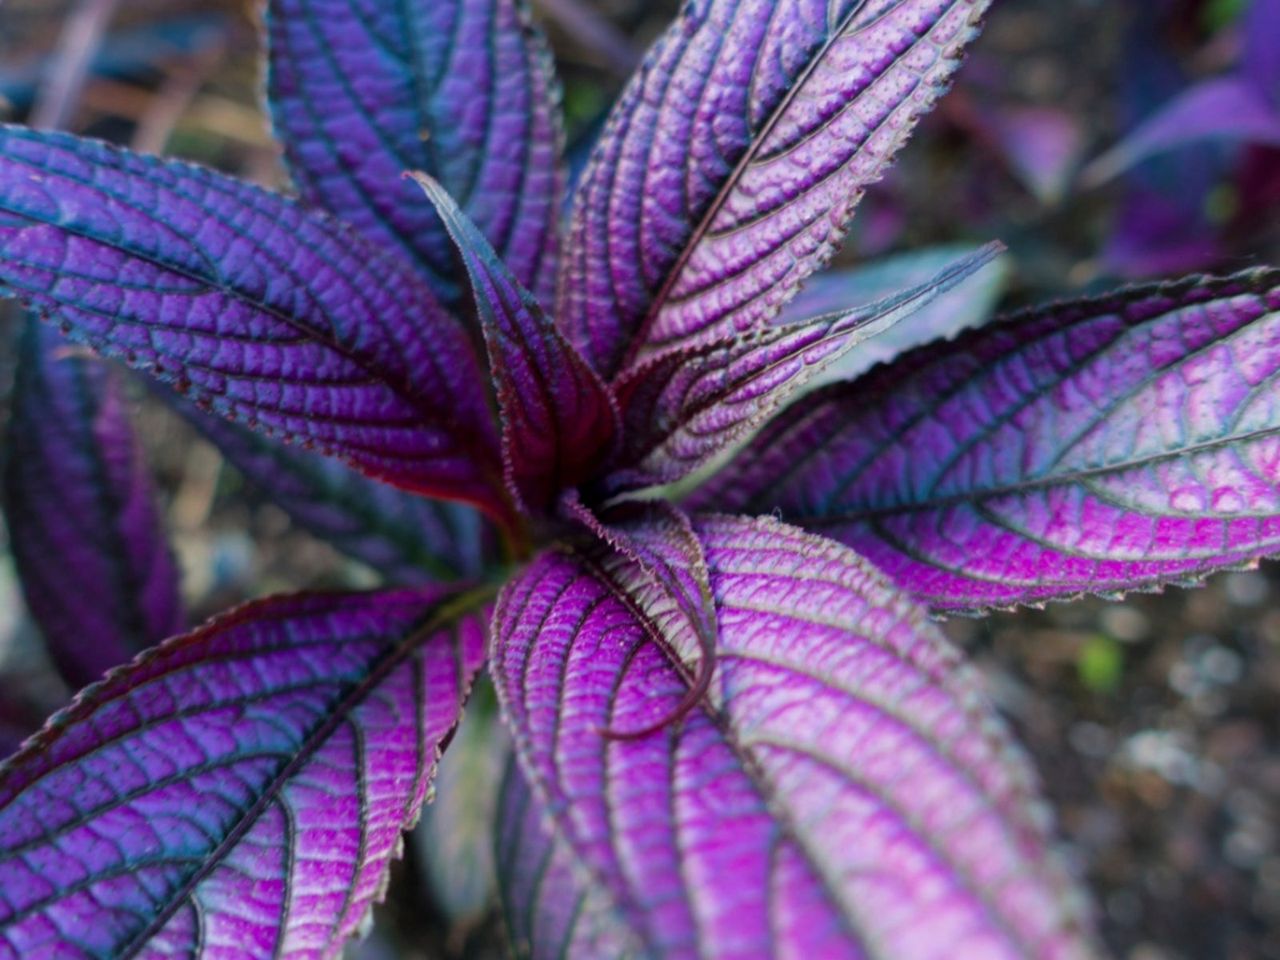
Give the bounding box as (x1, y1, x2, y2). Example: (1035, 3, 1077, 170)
(0, 1, 1277, 957)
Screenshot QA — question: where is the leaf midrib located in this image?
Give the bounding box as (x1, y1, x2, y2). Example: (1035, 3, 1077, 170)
(797, 421, 1280, 522)
(110, 592, 486, 959)
(616, 0, 884, 375)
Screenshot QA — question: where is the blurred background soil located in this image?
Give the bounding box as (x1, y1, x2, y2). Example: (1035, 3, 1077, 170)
(0, 1, 1278, 958)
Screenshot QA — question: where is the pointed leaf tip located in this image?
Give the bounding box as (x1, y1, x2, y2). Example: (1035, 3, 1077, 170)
(266, 0, 564, 307)
(605, 243, 1003, 493)
(411, 173, 619, 514)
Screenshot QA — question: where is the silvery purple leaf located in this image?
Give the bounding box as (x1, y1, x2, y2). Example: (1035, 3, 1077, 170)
(267, 0, 563, 306)
(560, 0, 992, 376)
(493, 513, 1097, 959)
(773, 243, 1009, 388)
(699, 268, 1280, 612)
(605, 245, 1000, 493)
(0, 126, 506, 517)
(3, 318, 183, 690)
(495, 755, 646, 960)
(171, 401, 493, 584)
(0, 587, 487, 958)
(414, 174, 618, 513)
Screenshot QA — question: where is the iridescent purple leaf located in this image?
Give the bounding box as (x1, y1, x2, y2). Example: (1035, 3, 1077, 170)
(413, 174, 618, 513)
(1083, 77, 1280, 186)
(170, 399, 493, 584)
(605, 245, 1000, 493)
(266, 0, 563, 307)
(773, 243, 1009, 387)
(699, 268, 1280, 612)
(494, 754, 646, 960)
(493, 513, 1097, 959)
(0, 126, 505, 516)
(561, 0, 992, 376)
(1243, 0, 1280, 110)
(3, 317, 183, 689)
(0, 586, 487, 958)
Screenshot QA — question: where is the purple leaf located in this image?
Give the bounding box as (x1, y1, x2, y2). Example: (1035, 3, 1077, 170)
(0, 126, 506, 517)
(1243, 0, 1280, 110)
(413, 174, 618, 513)
(1083, 77, 1280, 186)
(0, 586, 487, 958)
(169, 399, 493, 584)
(698, 268, 1280, 612)
(3, 317, 183, 689)
(266, 0, 563, 307)
(493, 513, 1097, 958)
(494, 755, 645, 960)
(560, 0, 992, 376)
(981, 105, 1084, 205)
(605, 245, 1001, 493)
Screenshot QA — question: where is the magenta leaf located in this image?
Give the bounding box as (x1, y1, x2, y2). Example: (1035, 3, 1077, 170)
(699, 268, 1280, 612)
(605, 245, 1000, 493)
(495, 755, 646, 960)
(170, 400, 494, 584)
(3, 318, 183, 690)
(560, 0, 992, 376)
(0, 587, 487, 958)
(413, 174, 618, 513)
(493, 513, 1097, 959)
(0, 126, 505, 516)
(266, 0, 563, 308)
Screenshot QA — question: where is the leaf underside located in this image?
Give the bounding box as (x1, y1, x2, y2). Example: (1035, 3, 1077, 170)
(169, 396, 494, 584)
(493, 513, 1097, 959)
(3, 318, 183, 689)
(561, 0, 991, 377)
(267, 0, 564, 308)
(0, 126, 504, 514)
(698, 268, 1280, 611)
(0, 588, 486, 959)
